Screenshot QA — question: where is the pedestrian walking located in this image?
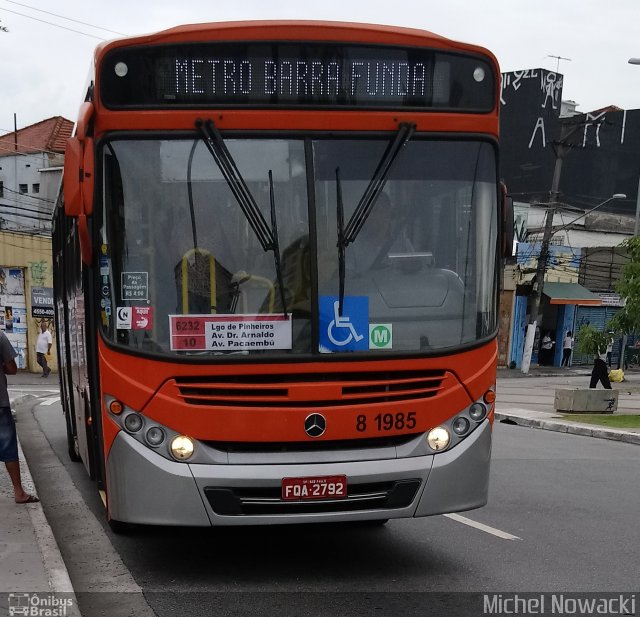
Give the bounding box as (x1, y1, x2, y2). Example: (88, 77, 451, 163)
(561, 330, 573, 367)
(35, 322, 52, 377)
(0, 330, 39, 503)
(605, 332, 614, 367)
(540, 331, 555, 366)
(589, 347, 612, 389)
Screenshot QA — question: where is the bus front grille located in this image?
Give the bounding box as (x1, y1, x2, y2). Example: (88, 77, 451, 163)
(204, 479, 421, 516)
(203, 433, 417, 454)
(173, 370, 447, 407)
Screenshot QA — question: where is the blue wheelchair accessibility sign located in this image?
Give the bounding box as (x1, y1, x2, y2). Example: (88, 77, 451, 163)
(319, 296, 369, 352)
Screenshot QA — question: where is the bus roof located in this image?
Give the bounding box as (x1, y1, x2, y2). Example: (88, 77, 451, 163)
(93, 20, 498, 69)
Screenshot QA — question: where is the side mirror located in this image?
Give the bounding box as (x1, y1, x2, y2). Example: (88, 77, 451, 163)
(78, 214, 93, 265)
(83, 137, 95, 216)
(64, 138, 83, 216)
(76, 102, 94, 141)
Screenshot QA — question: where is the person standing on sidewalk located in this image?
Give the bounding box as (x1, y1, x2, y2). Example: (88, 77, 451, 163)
(540, 332, 555, 366)
(35, 322, 52, 377)
(0, 330, 39, 503)
(561, 330, 573, 367)
(589, 346, 612, 390)
(605, 333, 614, 368)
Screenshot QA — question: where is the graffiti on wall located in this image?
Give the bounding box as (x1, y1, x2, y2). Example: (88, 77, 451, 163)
(501, 69, 564, 151)
(28, 260, 48, 286)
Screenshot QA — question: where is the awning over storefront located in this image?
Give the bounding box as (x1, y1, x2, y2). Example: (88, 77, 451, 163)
(543, 282, 602, 305)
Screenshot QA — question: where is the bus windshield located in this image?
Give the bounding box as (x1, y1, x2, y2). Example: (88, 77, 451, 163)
(99, 135, 498, 357)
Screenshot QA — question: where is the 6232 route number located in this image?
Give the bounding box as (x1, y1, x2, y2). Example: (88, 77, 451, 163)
(356, 412, 416, 433)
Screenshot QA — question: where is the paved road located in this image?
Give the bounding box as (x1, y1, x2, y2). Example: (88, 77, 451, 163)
(15, 388, 640, 617)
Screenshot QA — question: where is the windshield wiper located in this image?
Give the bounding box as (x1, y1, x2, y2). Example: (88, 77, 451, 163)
(196, 119, 287, 316)
(268, 170, 288, 317)
(335, 122, 415, 315)
(336, 167, 346, 316)
(197, 119, 274, 251)
(341, 122, 415, 245)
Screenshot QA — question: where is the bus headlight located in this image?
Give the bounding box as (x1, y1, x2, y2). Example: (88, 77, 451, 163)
(469, 403, 487, 422)
(123, 413, 143, 433)
(145, 426, 165, 447)
(426, 427, 450, 451)
(171, 435, 195, 460)
(452, 416, 471, 436)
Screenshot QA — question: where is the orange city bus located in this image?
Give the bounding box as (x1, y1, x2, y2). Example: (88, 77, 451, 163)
(53, 21, 511, 531)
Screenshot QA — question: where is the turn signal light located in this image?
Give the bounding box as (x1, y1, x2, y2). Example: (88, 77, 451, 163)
(484, 390, 496, 404)
(109, 400, 124, 415)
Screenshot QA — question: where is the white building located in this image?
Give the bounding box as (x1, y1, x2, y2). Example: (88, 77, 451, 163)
(0, 117, 73, 234)
(0, 116, 72, 371)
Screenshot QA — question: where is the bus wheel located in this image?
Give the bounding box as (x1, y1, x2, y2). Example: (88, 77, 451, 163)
(352, 519, 389, 527)
(66, 423, 81, 462)
(107, 516, 134, 535)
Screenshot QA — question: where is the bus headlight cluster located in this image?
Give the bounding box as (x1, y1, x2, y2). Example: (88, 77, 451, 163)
(469, 403, 488, 422)
(425, 388, 494, 453)
(145, 426, 165, 447)
(106, 396, 196, 462)
(123, 413, 143, 433)
(122, 412, 168, 448)
(452, 416, 471, 435)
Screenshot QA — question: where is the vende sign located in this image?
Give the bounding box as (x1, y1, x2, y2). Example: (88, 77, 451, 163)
(31, 287, 54, 317)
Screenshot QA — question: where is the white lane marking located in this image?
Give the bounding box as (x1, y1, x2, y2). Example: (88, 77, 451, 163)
(443, 513, 521, 540)
(9, 387, 59, 395)
(40, 396, 61, 406)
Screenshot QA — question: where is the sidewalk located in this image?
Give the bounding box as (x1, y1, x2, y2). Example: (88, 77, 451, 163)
(0, 371, 81, 616)
(495, 363, 640, 445)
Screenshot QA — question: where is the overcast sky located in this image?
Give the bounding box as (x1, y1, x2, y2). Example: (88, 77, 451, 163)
(1, 0, 640, 133)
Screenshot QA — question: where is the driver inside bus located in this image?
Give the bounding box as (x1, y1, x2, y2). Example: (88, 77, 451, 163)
(348, 192, 414, 273)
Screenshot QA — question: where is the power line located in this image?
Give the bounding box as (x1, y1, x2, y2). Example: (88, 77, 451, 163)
(0, 205, 53, 221)
(0, 7, 106, 40)
(0, 199, 54, 217)
(6, 0, 126, 36)
(0, 198, 52, 218)
(0, 195, 53, 214)
(0, 209, 50, 222)
(2, 186, 55, 204)
(0, 140, 66, 159)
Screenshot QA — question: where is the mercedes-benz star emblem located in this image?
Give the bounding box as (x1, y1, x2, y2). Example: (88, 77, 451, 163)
(304, 413, 326, 438)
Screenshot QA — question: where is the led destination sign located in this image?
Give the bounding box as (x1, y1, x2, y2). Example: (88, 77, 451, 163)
(100, 42, 495, 111)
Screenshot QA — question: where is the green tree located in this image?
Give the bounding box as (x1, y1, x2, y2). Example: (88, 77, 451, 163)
(607, 236, 640, 335)
(575, 324, 609, 357)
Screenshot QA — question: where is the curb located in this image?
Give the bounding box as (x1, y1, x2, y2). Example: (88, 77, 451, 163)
(11, 393, 34, 409)
(12, 397, 82, 616)
(495, 412, 640, 445)
(18, 444, 81, 616)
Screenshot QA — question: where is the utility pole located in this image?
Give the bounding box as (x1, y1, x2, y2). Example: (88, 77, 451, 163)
(520, 117, 623, 373)
(521, 122, 573, 373)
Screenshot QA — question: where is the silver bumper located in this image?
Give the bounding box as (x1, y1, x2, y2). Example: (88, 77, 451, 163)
(106, 420, 491, 526)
